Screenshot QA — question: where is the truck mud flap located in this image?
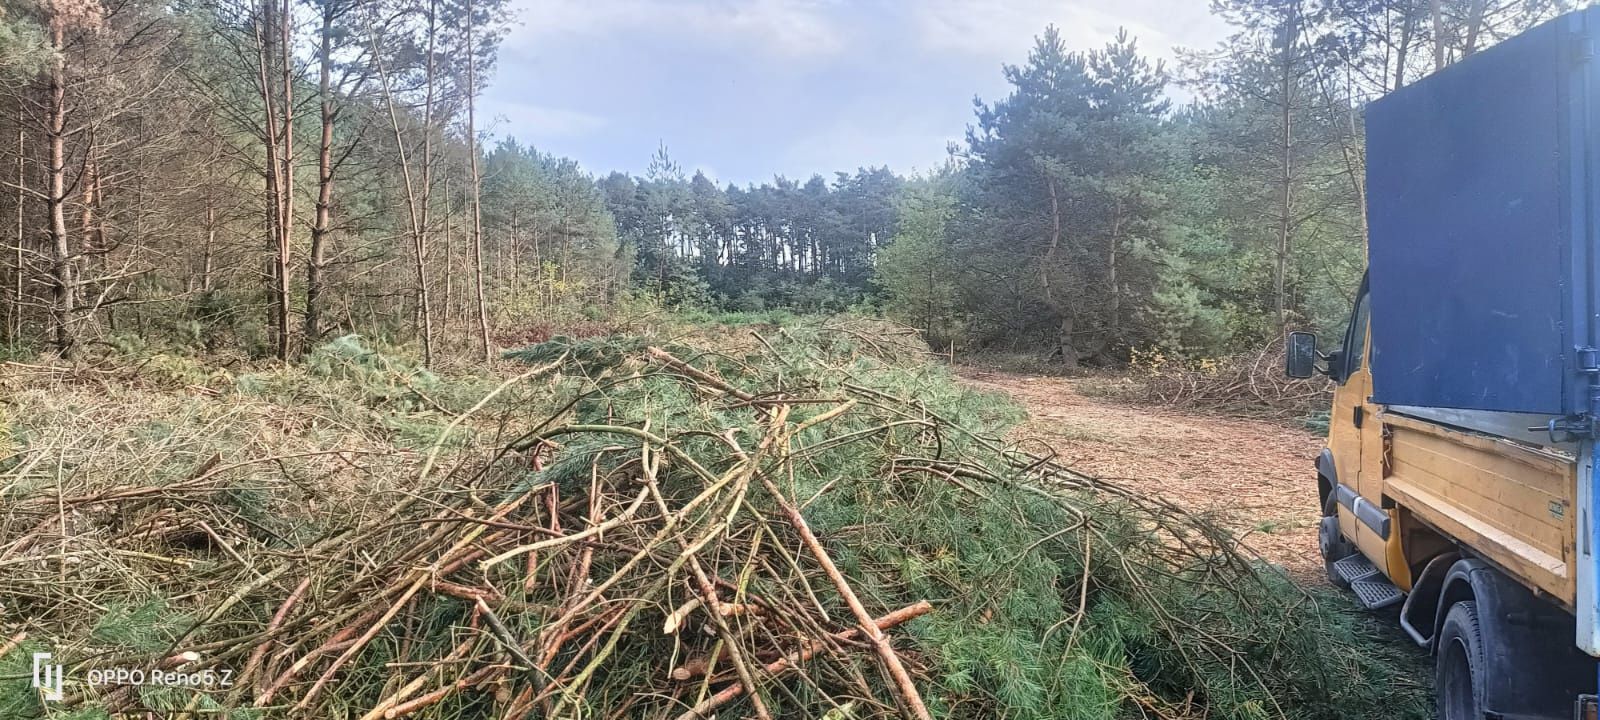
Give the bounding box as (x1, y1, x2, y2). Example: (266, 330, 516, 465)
(1399, 552, 1459, 647)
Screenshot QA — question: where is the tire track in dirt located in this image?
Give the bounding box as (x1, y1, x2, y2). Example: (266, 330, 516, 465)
(957, 367, 1327, 583)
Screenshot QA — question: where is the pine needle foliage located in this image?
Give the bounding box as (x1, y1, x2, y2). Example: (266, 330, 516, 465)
(90, 597, 188, 653)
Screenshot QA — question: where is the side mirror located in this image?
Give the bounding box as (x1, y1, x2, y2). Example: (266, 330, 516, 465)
(1286, 331, 1319, 379)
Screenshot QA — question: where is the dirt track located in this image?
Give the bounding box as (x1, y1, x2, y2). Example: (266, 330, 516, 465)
(957, 367, 1327, 583)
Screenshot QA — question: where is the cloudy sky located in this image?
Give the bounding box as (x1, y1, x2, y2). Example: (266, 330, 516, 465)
(478, 0, 1232, 185)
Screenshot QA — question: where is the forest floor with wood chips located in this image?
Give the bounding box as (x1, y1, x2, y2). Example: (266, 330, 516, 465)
(955, 368, 1325, 583)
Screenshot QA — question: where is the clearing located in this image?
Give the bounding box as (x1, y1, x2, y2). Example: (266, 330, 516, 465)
(957, 367, 1326, 583)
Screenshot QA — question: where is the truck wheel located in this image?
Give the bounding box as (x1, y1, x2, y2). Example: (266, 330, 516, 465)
(1436, 601, 1485, 720)
(1319, 495, 1357, 587)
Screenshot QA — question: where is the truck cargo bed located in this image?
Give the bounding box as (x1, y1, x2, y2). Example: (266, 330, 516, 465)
(1382, 412, 1578, 606)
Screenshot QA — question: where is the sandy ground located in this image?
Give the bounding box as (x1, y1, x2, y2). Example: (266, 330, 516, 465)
(957, 367, 1327, 583)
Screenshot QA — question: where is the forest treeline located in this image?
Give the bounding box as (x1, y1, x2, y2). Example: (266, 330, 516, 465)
(0, 0, 1572, 366)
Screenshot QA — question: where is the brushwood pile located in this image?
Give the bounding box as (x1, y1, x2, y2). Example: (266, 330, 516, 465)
(0, 318, 1425, 719)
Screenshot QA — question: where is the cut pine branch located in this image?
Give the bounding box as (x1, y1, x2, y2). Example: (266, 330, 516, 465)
(756, 472, 934, 720)
(672, 601, 934, 720)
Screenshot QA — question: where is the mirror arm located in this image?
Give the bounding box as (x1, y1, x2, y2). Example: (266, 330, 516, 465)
(1314, 349, 1340, 379)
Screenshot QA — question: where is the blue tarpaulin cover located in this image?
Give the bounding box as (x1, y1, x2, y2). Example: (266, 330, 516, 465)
(1366, 9, 1594, 415)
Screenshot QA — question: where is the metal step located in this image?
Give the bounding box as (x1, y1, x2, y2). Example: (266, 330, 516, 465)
(1350, 578, 1405, 609)
(1334, 555, 1406, 609)
(1333, 554, 1382, 585)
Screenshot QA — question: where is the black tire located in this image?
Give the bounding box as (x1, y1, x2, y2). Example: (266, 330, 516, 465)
(1320, 494, 1358, 588)
(1436, 601, 1486, 720)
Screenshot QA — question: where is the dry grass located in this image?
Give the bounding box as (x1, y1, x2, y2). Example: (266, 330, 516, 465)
(0, 349, 524, 650)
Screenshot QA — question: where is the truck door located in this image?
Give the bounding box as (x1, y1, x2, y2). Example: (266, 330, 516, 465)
(1329, 284, 1389, 571)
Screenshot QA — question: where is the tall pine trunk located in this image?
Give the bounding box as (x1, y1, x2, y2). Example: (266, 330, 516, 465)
(256, 0, 281, 353)
(442, 172, 454, 327)
(1107, 204, 1121, 343)
(410, 0, 438, 366)
(1041, 175, 1076, 368)
(76, 139, 104, 337)
(46, 18, 75, 358)
(466, 0, 492, 361)
(275, 0, 295, 359)
(1431, 0, 1445, 70)
(1463, 0, 1487, 57)
(509, 209, 520, 296)
(255, 0, 293, 360)
(202, 194, 216, 292)
(1273, 1, 1299, 331)
(306, 2, 336, 348)
(10, 114, 23, 343)
(1394, 6, 1415, 91)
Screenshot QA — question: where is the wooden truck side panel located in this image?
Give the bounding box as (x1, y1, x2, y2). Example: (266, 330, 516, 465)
(1380, 412, 1578, 606)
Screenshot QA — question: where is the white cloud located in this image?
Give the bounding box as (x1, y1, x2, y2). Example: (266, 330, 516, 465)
(481, 100, 608, 138)
(910, 0, 1229, 64)
(506, 0, 847, 59)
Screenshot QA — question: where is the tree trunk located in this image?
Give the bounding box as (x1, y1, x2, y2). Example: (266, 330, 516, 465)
(1394, 3, 1415, 91)
(1431, 0, 1445, 70)
(79, 147, 97, 261)
(372, 5, 435, 365)
(305, 1, 336, 349)
(510, 208, 521, 295)
(202, 196, 216, 292)
(411, 0, 439, 366)
(1274, 2, 1299, 331)
(533, 225, 546, 288)
(1058, 314, 1077, 369)
(560, 214, 570, 284)
(1462, 0, 1487, 57)
(10, 115, 23, 343)
(75, 142, 104, 335)
(275, 0, 295, 360)
(255, 0, 292, 360)
(278, 0, 294, 360)
(442, 173, 454, 328)
(257, 0, 281, 351)
(1041, 174, 1075, 366)
(46, 19, 76, 358)
(466, 0, 492, 361)
(1107, 201, 1121, 345)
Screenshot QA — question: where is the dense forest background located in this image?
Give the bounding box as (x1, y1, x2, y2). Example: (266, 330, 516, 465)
(0, 0, 1573, 367)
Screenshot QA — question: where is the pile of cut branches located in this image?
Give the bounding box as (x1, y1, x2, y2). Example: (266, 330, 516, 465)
(0, 321, 1420, 719)
(1129, 340, 1333, 421)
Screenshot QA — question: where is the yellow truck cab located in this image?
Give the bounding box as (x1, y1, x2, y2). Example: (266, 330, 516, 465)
(1286, 8, 1600, 719)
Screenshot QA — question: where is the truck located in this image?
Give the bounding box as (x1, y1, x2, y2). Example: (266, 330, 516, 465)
(1284, 8, 1600, 719)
